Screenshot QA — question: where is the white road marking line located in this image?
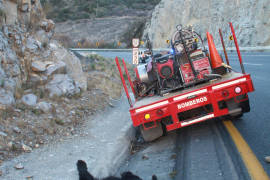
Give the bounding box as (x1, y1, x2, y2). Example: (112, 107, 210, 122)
(181, 114, 214, 126)
(212, 78, 247, 90)
(228, 55, 270, 57)
(243, 63, 263, 66)
(135, 100, 169, 113)
(173, 89, 208, 102)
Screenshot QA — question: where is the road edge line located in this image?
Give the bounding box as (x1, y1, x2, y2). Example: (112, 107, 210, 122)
(223, 120, 269, 180)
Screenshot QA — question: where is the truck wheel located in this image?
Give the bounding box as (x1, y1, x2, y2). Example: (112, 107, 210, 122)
(230, 113, 243, 120)
(140, 122, 163, 142)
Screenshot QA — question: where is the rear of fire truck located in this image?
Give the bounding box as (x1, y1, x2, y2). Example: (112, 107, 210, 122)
(115, 23, 254, 141)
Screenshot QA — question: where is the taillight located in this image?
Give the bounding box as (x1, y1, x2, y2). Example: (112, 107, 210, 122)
(235, 86, 242, 94)
(222, 90, 229, 97)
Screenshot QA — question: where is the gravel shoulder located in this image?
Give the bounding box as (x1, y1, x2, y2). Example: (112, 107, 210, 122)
(0, 94, 134, 180)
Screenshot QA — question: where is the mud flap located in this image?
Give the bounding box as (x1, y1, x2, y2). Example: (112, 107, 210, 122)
(140, 122, 163, 142)
(226, 98, 243, 117)
(226, 97, 250, 119)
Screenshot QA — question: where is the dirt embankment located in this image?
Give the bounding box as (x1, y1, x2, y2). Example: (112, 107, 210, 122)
(0, 0, 134, 169)
(0, 54, 127, 162)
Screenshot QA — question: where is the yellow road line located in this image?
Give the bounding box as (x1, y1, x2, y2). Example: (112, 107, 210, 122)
(223, 120, 270, 180)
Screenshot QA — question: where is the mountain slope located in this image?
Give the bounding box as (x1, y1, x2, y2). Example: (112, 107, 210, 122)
(41, 0, 160, 22)
(144, 0, 270, 48)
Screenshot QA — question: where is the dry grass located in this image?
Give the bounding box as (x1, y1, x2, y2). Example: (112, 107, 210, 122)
(0, 107, 14, 120)
(16, 119, 28, 129)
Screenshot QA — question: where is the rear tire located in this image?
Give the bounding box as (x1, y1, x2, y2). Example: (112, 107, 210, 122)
(229, 113, 243, 120)
(140, 122, 163, 142)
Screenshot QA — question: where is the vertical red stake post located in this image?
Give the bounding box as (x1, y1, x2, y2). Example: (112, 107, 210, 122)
(115, 57, 133, 107)
(122, 59, 136, 96)
(229, 22, 246, 74)
(219, 29, 230, 66)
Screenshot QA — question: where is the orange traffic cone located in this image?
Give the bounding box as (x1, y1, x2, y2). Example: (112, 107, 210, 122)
(207, 32, 226, 74)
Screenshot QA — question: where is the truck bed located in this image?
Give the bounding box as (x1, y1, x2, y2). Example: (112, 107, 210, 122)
(133, 72, 244, 109)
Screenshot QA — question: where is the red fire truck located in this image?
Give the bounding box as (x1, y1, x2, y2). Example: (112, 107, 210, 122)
(116, 23, 254, 141)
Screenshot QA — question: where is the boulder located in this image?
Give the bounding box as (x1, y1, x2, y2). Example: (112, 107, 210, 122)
(14, 163, 24, 170)
(45, 61, 66, 76)
(3, 78, 16, 92)
(50, 42, 87, 91)
(22, 143, 32, 152)
(31, 60, 51, 72)
(0, 131, 7, 137)
(0, 66, 5, 77)
(2, 1, 17, 25)
(35, 29, 49, 45)
(265, 156, 270, 163)
(29, 73, 47, 85)
(0, 89, 15, 106)
(21, 3, 29, 12)
(26, 37, 41, 52)
(37, 101, 52, 113)
(0, 32, 8, 51)
(40, 19, 55, 32)
(21, 93, 37, 106)
(46, 74, 80, 98)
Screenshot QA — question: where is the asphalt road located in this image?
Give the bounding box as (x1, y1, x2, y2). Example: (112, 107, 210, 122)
(227, 52, 270, 176)
(89, 50, 270, 179)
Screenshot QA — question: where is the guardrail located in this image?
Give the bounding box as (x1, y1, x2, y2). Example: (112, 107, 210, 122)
(70, 46, 270, 53)
(69, 48, 133, 52)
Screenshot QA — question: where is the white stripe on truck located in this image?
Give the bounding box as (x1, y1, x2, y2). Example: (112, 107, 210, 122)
(181, 114, 214, 126)
(135, 100, 169, 113)
(212, 78, 246, 90)
(173, 89, 207, 102)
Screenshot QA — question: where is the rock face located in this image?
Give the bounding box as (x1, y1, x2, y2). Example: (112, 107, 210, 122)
(144, 0, 270, 48)
(0, 0, 87, 108)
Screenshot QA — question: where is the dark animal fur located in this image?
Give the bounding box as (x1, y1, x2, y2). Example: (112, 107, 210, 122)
(77, 160, 157, 180)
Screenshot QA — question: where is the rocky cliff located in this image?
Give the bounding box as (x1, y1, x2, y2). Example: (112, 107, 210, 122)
(0, 0, 96, 160)
(0, 0, 87, 108)
(144, 0, 270, 48)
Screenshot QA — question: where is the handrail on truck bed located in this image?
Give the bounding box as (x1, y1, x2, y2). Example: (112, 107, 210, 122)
(219, 22, 246, 74)
(115, 57, 134, 107)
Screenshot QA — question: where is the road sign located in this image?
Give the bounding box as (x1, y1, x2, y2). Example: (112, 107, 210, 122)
(229, 35, 234, 41)
(133, 48, 139, 64)
(132, 38, 140, 48)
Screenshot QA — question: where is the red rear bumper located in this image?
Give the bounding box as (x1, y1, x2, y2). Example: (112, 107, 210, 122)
(130, 74, 254, 131)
